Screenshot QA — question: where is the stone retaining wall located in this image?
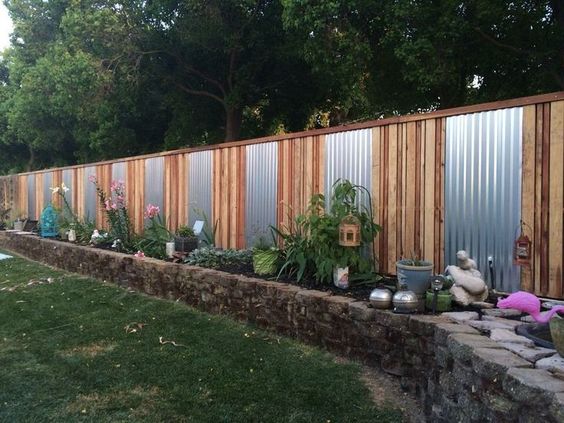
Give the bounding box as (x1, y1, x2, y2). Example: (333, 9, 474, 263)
(1, 231, 563, 422)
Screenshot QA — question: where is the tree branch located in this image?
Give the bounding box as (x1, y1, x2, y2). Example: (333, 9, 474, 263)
(473, 27, 539, 56)
(174, 81, 226, 107)
(181, 63, 227, 97)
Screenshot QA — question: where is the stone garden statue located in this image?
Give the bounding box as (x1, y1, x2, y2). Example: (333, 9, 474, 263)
(445, 250, 488, 306)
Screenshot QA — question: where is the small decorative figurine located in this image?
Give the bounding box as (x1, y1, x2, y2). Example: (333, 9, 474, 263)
(90, 229, 103, 244)
(498, 291, 564, 323)
(445, 250, 488, 306)
(39, 203, 58, 238)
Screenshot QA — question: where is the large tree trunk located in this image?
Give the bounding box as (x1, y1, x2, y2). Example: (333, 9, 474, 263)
(26, 145, 35, 172)
(224, 107, 243, 142)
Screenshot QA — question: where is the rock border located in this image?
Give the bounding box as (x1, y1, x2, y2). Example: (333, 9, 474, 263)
(0, 232, 562, 422)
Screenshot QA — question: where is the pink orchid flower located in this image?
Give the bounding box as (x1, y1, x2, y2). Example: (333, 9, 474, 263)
(144, 204, 160, 219)
(134, 251, 145, 258)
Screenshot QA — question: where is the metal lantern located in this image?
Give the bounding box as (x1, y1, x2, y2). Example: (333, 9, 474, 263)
(339, 214, 361, 247)
(40, 203, 58, 238)
(514, 234, 532, 266)
(514, 220, 532, 266)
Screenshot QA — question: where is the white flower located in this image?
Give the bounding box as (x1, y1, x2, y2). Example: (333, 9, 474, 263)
(50, 187, 60, 194)
(61, 182, 69, 193)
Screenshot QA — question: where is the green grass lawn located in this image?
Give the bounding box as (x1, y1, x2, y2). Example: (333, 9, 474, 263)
(0, 252, 403, 422)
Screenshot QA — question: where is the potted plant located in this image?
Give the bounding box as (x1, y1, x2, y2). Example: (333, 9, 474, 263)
(175, 225, 199, 254)
(252, 237, 279, 275)
(396, 255, 434, 295)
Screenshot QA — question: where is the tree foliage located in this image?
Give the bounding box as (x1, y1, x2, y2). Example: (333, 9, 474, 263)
(0, 0, 562, 174)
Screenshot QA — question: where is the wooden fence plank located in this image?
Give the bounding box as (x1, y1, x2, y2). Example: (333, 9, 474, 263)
(521, 105, 536, 292)
(387, 124, 398, 272)
(548, 101, 564, 298)
(423, 119, 436, 262)
(372, 127, 381, 268)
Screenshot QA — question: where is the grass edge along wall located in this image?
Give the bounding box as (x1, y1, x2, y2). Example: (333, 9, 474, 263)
(1, 91, 563, 298)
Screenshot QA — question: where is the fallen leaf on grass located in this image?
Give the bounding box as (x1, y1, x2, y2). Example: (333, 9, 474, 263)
(158, 336, 186, 348)
(124, 322, 147, 334)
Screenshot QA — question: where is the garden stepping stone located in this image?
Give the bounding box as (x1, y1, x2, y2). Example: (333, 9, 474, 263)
(442, 311, 479, 323)
(468, 319, 518, 333)
(481, 316, 522, 328)
(535, 355, 564, 377)
(483, 308, 522, 318)
(499, 342, 556, 363)
(489, 328, 534, 346)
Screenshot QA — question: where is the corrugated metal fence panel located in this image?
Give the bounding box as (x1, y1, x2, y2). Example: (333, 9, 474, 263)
(144, 157, 164, 216)
(62, 169, 73, 209)
(43, 172, 53, 208)
(27, 174, 36, 219)
(188, 151, 212, 227)
(112, 162, 126, 184)
(246, 142, 278, 246)
(325, 129, 372, 210)
(445, 107, 523, 292)
(83, 166, 97, 222)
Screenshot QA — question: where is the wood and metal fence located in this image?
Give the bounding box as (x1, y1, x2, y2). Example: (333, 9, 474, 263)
(1, 91, 563, 298)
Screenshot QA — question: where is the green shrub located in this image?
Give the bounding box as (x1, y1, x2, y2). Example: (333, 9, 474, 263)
(176, 225, 195, 238)
(185, 247, 252, 269)
(274, 179, 381, 285)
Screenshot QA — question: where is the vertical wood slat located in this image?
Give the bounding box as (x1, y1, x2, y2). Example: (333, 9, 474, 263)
(51, 170, 63, 209)
(373, 117, 444, 274)
(540, 104, 551, 294)
(212, 147, 246, 249)
(548, 101, 564, 298)
(126, 160, 145, 234)
(371, 127, 381, 269)
(18, 175, 28, 218)
(164, 154, 188, 231)
(521, 100, 564, 298)
(387, 124, 398, 272)
(95, 164, 112, 230)
(521, 105, 536, 292)
(276, 135, 324, 232)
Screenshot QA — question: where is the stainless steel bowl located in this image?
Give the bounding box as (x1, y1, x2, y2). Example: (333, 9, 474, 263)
(369, 287, 393, 309)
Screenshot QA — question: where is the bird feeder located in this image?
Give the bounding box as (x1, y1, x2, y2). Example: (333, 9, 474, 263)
(338, 214, 361, 247)
(40, 203, 58, 238)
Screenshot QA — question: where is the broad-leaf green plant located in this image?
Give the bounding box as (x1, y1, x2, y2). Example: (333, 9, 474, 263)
(274, 179, 381, 285)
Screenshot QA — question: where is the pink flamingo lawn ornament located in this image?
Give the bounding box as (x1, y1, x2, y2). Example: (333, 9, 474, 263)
(497, 291, 564, 323)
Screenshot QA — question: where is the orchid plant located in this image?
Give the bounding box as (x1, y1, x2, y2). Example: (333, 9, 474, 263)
(50, 182, 76, 224)
(135, 204, 172, 259)
(89, 176, 132, 246)
(51, 182, 96, 243)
